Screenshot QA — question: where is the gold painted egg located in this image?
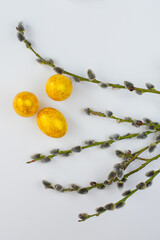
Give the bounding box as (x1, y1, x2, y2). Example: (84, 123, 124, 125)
(37, 107, 67, 138)
(46, 74, 73, 101)
(13, 91, 39, 117)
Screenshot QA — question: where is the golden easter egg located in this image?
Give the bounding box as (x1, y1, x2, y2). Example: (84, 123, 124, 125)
(13, 91, 39, 117)
(46, 74, 73, 101)
(37, 107, 67, 138)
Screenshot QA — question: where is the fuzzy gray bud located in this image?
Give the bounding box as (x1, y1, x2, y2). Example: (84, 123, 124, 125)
(153, 122, 159, 125)
(70, 184, 80, 190)
(124, 117, 131, 121)
(116, 168, 124, 180)
(108, 171, 116, 181)
(145, 170, 155, 177)
(109, 134, 120, 141)
(90, 181, 97, 186)
(84, 108, 91, 115)
(143, 118, 151, 124)
(87, 69, 96, 80)
(115, 150, 124, 158)
(135, 90, 142, 95)
(53, 67, 64, 74)
(47, 59, 54, 65)
(85, 140, 95, 145)
(116, 201, 125, 209)
(147, 125, 155, 130)
(100, 142, 110, 149)
(72, 76, 80, 82)
(146, 83, 154, 90)
(25, 40, 31, 47)
(122, 190, 131, 196)
(106, 110, 113, 117)
(41, 157, 51, 163)
(77, 188, 88, 194)
(137, 132, 147, 139)
(42, 180, 53, 189)
(124, 81, 134, 91)
(97, 184, 105, 189)
(148, 143, 157, 153)
(95, 207, 105, 213)
(78, 213, 88, 220)
(104, 203, 115, 210)
(156, 134, 160, 140)
(146, 181, 152, 187)
(50, 149, 60, 155)
(99, 82, 108, 88)
(117, 181, 124, 188)
(54, 184, 63, 192)
(36, 58, 44, 64)
(31, 153, 42, 159)
(71, 146, 82, 153)
(17, 22, 25, 32)
(17, 32, 25, 41)
(113, 163, 122, 171)
(136, 182, 146, 190)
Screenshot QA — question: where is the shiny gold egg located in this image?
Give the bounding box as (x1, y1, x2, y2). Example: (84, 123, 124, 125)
(46, 74, 73, 101)
(37, 107, 68, 138)
(13, 91, 39, 117)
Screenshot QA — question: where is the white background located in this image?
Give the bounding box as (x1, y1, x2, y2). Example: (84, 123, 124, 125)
(1, 0, 160, 239)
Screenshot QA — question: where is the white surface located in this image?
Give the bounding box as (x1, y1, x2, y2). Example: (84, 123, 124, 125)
(1, 0, 160, 239)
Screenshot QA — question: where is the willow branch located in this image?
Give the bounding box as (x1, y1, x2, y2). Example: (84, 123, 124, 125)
(42, 141, 160, 194)
(86, 108, 160, 131)
(78, 169, 160, 222)
(16, 23, 160, 96)
(27, 130, 156, 164)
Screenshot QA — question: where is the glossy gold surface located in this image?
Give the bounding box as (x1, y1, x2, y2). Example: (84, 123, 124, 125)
(37, 107, 67, 138)
(46, 74, 73, 101)
(13, 91, 39, 117)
